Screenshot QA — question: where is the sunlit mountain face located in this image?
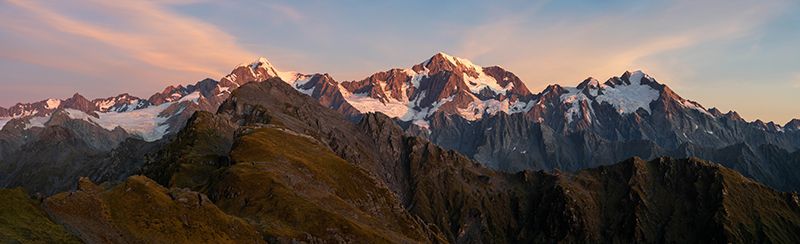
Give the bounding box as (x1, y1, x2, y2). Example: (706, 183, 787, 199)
(1, 1, 799, 243)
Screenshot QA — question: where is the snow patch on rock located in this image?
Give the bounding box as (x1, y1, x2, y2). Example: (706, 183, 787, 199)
(58, 92, 202, 142)
(682, 100, 712, 116)
(96, 99, 116, 111)
(596, 81, 659, 114)
(340, 86, 411, 119)
(458, 95, 510, 121)
(560, 88, 594, 124)
(62, 103, 172, 142)
(0, 117, 10, 129)
(24, 116, 50, 129)
(430, 52, 512, 94)
(45, 99, 61, 109)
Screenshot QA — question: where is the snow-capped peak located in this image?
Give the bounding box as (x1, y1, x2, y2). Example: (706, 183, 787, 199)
(339, 52, 534, 125)
(221, 56, 320, 96)
(246, 57, 279, 78)
(424, 52, 482, 74)
(418, 52, 513, 95)
(577, 77, 602, 90)
(45, 98, 61, 109)
(561, 71, 663, 120)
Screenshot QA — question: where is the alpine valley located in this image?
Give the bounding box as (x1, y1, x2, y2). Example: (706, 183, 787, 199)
(1, 53, 800, 243)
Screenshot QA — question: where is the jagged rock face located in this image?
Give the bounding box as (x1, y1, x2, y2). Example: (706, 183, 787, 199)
(3, 92, 147, 119)
(298, 73, 361, 117)
(92, 93, 150, 112)
(220, 57, 283, 86)
(1, 97, 67, 118)
(553, 157, 800, 243)
(0, 112, 167, 195)
(786, 119, 800, 131)
(147, 78, 227, 106)
(399, 70, 800, 191)
(60, 93, 96, 113)
(420, 107, 800, 191)
(220, 58, 361, 118)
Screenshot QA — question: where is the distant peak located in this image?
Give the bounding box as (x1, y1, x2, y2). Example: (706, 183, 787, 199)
(577, 77, 601, 89)
(707, 107, 723, 117)
(425, 52, 474, 66)
(70, 93, 87, 100)
(785, 119, 800, 129)
(425, 52, 456, 65)
(420, 51, 486, 77)
(234, 56, 277, 72)
(45, 98, 61, 109)
(432, 51, 453, 60)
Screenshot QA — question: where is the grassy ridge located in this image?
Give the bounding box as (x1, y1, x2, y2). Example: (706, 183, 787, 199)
(211, 127, 436, 243)
(43, 176, 262, 243)
(0, 188, 81, 243)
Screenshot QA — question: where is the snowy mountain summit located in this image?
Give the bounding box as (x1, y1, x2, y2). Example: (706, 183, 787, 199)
(337, 52, 534, 127)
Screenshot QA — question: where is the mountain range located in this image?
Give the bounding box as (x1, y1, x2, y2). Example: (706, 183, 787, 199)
(1, 52, 799, 243)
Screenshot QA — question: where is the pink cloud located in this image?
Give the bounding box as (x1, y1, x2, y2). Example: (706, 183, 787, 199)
(453, 0, 790, 90)
(3, 0, 256, 79)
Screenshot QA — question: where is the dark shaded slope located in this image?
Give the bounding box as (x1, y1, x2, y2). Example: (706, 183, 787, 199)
(210, 127, 441, 242)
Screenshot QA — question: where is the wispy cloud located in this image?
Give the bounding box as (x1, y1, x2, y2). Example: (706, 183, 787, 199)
(2, 0, 255, 79)
(454, 0, 791, 90)
(793, 74, 800, 88)
(267, 3, 305, 22)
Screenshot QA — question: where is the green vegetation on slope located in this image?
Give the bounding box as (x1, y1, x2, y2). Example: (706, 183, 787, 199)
(717, 163, 800, 242)
(43, 176, 262, 243)
(0, 188, 81, 243)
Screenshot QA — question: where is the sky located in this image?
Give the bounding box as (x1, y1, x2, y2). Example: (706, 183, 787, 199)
(0, 0, 798, 123)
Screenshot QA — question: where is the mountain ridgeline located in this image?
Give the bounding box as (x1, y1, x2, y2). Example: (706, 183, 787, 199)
(0, 53, 799, 243)
(238, 53, 800, 191)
